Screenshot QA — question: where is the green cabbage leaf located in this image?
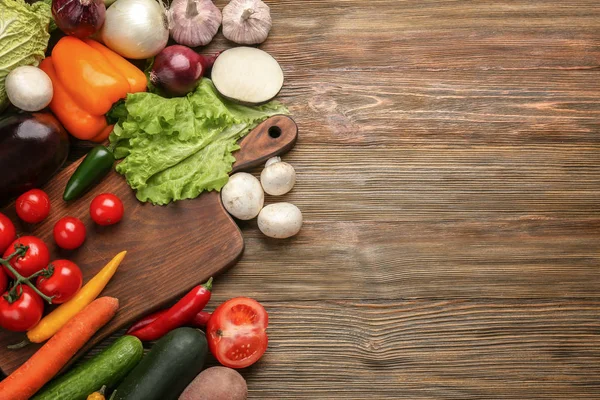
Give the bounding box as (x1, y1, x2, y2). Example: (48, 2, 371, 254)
(0, 0, 52, 111)
(109, 79, 289, 205)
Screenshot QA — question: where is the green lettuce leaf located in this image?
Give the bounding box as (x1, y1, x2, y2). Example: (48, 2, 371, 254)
(109, 79, 289, 205)
(0, 0, 52, 111)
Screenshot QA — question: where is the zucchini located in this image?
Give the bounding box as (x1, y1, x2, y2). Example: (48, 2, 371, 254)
(33, 335, 143, 400)
(113, 328, 208, 400)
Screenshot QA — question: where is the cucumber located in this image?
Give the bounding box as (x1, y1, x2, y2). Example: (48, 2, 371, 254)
(112, 327, 208, 400)
(33, 335, 143, 400)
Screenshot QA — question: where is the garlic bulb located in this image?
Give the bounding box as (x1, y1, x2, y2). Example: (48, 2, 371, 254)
(169, 0, 222, 47)
(222, 0, 272, 45)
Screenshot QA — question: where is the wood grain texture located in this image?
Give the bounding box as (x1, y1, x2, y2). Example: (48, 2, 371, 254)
(0, 116, 297, 375)
(4, 0, 600, 398)
(204, 0, 600, 397)
(241, 300, 600, 399)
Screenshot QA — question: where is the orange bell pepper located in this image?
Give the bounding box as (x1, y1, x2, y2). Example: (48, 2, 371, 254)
(42, 37, 147, 141)
(40, 58, 108, 141)
(90, 124, 115, 143)
(52, 37, 130, 116)
(83, 39, 147, 93)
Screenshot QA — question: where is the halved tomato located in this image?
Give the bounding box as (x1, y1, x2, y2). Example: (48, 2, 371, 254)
(206, 297, 269, 369)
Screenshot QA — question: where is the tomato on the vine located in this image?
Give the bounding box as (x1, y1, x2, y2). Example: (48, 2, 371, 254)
(0, 212, 16, 254)
(2, 236, 50, 279)
(90, 193, 124, 226)
(0, 285, 44, 332)
(0, 269, 7, 294)
(16, 189, 51, 224)
(53, 217, 86, 250)
(36, 260, 83, 304)
(206, 297, 269, 369)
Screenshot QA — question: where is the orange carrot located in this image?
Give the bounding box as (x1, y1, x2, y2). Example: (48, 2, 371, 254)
(0, 297, 119, 400)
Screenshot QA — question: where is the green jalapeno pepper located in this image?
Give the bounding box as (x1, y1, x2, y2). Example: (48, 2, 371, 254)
(63, 146, 115, 201)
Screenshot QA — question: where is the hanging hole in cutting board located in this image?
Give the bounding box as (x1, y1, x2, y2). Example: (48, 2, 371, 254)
(268, 126, 282, 138)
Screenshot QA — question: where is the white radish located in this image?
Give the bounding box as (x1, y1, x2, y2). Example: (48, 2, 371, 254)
(221, 172, 264, 220)
(260, 157, 296, 196)
(258, 202, 302, 239)
(211, 47, 284, 105)
(6, 66, 53, 112)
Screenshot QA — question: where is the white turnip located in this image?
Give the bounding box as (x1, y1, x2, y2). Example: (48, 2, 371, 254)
(5, 66, 53, 112)
(211, 47, 284, 105)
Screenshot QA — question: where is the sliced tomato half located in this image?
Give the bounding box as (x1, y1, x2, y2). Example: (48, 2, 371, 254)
(206, 297, 269, 369)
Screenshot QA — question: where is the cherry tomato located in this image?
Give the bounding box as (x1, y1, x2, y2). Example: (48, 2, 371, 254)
(0, 269, 7, 294)
(2, 236, 50, 279)
(53, 217, 86, 250)
(0, 285, 44, 331)
(90, 193, 124, 226)
(0, 212, 16, 254)
(16, 189, 51, 224)
(36, 260, 83, 304)
(206, 297, 269, 369)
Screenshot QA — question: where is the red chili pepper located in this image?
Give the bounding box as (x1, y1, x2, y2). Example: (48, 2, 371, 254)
(126, 310, 211, 334)
(191, 310, 212, 326)
(126, 310, 166, 334)
(130, 278, 212, 341)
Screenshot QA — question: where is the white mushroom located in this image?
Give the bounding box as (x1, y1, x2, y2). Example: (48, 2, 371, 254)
(260, 157, 296, 196)
(6, 66, 53, 112)
(222, 0, 272, 45)
(221, 172, 264, 220)
(258, 202, 302, 239)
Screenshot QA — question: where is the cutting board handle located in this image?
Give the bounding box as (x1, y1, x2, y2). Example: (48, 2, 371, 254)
(231, 115, 298, 173)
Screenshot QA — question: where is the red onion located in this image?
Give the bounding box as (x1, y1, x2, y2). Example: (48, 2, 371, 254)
(150, 45, 218, 97)
(52, 0, 106, 38)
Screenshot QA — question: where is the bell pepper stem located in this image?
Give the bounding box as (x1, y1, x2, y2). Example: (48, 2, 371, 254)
(0, 246, 55, 304)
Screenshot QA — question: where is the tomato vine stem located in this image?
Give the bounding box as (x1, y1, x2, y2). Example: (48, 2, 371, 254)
(0, 245, 55, 304)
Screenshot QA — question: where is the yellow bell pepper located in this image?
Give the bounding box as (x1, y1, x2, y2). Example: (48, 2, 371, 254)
(87, 386, 106, 400)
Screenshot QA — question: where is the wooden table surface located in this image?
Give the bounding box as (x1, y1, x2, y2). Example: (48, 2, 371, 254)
(69, 0, 600, 398)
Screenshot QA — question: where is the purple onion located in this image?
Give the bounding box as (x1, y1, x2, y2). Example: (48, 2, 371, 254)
(150, 45, 219, 97)
(52, 0, 106, 38)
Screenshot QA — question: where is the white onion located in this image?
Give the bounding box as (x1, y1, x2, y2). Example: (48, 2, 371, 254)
(100, 0, 169, 59)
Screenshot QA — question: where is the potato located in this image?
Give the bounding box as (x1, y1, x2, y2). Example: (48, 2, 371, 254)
(179, 367, 247, 400)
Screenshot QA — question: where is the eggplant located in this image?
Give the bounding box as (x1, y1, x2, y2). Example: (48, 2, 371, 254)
(0, 112, 69, 205)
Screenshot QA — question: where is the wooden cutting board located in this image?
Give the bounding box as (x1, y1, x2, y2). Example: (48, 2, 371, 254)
(0, 115, 297, 375)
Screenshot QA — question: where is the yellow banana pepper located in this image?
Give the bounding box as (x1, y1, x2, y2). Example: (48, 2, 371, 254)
(27, 251, 127, 344)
